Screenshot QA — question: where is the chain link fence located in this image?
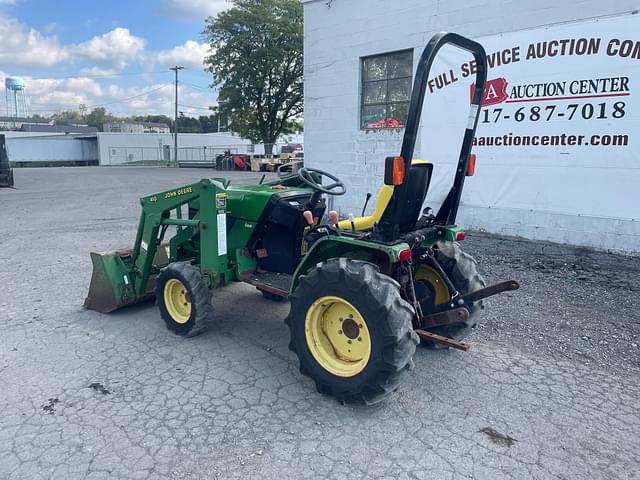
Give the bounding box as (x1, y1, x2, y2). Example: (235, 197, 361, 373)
(107, 143, 279, 167)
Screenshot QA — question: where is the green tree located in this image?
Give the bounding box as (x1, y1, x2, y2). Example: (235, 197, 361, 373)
(30, 114, 49, 123)
(177, 114, 202, 133)
(131, 114, 174, 127)
(85, 107, 111, 131)
(203, 0, 303, 155)
(198, 114, 220, 133)
(52, 110, 83, 126)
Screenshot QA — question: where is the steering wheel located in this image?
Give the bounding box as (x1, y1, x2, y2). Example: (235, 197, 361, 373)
(277, 161, 302, 179)
(298, 167, 346, 196)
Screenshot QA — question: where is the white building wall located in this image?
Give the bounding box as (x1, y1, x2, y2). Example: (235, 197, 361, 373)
(5, 135, 97, 163)
(302, 0, 640, 253)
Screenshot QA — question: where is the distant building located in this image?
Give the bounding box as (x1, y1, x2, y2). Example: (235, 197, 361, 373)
(104, 121, 170, 134)
(0, 115, 50, 130)
(21, 124, 97, 134)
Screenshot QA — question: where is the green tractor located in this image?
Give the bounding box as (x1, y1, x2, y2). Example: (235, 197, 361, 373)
(85, 33, 518, 404)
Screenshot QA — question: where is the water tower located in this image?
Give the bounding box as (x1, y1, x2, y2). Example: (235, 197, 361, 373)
(5, 76, 27, 118)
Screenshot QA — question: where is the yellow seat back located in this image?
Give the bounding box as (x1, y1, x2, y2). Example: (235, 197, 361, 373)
(336, 160, 430, 231)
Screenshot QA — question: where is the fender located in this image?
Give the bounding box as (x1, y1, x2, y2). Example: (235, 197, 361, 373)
(290, 235, 409, 292)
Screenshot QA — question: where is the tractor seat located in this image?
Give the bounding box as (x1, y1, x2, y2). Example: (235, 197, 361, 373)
(337, 160, 432, 232)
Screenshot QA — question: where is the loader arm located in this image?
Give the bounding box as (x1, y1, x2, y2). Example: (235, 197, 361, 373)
(132, 179, 228, 294)
(85, 178, 228, 313)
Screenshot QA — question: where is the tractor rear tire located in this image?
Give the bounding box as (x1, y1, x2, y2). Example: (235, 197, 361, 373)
(156, 262, 213, 336)
(286, 258, 418, 404)
(419, 241, 486, 345)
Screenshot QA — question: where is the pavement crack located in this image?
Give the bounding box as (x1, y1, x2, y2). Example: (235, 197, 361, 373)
(478, 427, 517, 447)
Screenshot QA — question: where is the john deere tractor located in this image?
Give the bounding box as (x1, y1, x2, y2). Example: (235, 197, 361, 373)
(85, 33, 518, 404)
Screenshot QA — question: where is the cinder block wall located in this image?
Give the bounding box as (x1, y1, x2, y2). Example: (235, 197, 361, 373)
(302, 0, 639, 252)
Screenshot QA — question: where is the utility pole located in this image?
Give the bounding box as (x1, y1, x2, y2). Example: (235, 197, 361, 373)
(170, 66, 184, 167)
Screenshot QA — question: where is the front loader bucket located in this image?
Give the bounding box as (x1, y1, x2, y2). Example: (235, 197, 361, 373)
(84, 251, 153, 313)
(84, 244, 169, 313)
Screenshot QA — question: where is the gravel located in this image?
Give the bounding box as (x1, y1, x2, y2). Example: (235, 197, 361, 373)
(465, 232, 640, 376)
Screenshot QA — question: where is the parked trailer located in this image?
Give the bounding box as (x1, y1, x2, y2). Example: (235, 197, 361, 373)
(0, 135, 14, 187)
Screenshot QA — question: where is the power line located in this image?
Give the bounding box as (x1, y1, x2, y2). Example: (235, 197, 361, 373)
(28, 84, 172, 113)
(181, 81, 214, 93)
(91, 85, 171, 108)
(9, 70, 173, 81)
(19, 74, 215, 115)
(178, 103, 215, 111)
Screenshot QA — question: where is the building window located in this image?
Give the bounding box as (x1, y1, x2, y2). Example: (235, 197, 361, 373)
(361, 49, 413, 129)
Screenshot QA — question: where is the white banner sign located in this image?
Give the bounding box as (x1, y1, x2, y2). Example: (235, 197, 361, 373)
(421, 14, 639, 223)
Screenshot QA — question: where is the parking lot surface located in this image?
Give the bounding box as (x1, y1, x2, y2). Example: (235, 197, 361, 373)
(1, 167, 639, 480)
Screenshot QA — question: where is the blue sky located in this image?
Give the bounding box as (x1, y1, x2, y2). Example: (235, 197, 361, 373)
(0, 0, 231, 117)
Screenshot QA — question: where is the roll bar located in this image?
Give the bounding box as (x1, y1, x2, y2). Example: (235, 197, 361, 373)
(378, 32, 487, 240)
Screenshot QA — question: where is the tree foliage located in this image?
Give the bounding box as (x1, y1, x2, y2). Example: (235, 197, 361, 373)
(177, 114, 201, 133)
(41, 109, 222, 134)
(51, 110, 84, 126)
(198, 114, 221, 133)
(85, 107, 111, 130)
(203, 0, 303, 151)
(130, 114, 174, 126)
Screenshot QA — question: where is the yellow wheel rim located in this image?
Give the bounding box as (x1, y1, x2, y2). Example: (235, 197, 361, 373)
(305, 296, 371, 378)
(415, 266, 450, 305)
(163, 278, 191, 324)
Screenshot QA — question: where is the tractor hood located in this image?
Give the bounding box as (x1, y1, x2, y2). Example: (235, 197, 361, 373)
(226, 183, 315, 222)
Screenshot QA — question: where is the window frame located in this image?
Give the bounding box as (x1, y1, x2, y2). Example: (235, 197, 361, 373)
(360, 48, 413, 130)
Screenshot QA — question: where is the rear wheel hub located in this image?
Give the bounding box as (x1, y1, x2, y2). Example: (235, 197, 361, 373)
(305, 296, 371, 377)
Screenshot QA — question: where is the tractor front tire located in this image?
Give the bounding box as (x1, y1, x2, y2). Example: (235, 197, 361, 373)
(286, 258, 418, 404)
(155, 262, 213, 336)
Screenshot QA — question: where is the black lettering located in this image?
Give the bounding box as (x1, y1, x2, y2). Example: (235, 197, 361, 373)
(512, 47, 520, 63)
(526, 43, 537, 59)
(619, 40, 633, 57)
(620, 77, 629, 92)
(575, 38, 588, 55)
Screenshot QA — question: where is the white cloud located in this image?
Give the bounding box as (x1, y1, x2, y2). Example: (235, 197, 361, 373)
(0, 70, 215, 117)
(0, 15, 69, 67)
(101, 83, 216, 117)
(79, 66, 119, 77)
(7, 74, 105, 113)
(0, 14, 211, 75)
(155, 40, 210, 69)
(75, 27, 145, 69)
(0, 14, 219, 117)
(0, 0, 18, 5)
(157, 0, 230, 20)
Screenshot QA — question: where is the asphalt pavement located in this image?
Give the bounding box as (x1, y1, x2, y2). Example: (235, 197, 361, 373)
(1, 167, 638, 480)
